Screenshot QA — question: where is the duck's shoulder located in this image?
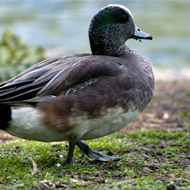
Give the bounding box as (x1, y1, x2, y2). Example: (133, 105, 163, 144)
(120, 50, 154, 80)
(121, 49, 151, 67)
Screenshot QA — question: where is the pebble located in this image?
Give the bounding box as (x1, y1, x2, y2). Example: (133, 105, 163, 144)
(167, 184, 176, 190)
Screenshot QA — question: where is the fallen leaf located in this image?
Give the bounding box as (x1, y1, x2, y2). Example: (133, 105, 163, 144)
(29, 157, 38, 175)
(40, 180, 56, 189)
(69, 178, 87, 184)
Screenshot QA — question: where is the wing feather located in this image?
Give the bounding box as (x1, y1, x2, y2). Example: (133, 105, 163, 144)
(0, 54, 120, 104)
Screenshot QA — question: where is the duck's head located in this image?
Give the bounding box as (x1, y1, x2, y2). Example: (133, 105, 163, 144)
(89, 4, 152, 56)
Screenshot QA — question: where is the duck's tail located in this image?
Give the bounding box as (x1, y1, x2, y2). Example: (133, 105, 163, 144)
(0, 104, 11, 130)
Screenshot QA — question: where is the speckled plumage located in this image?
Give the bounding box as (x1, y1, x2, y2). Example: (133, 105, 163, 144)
(89, 5, 135, 56)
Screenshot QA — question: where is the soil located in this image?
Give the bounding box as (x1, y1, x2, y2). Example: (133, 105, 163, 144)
(1, 81, 190, 145)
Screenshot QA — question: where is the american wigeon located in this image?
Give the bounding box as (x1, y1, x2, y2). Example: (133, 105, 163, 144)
(0, 4, 154, 164)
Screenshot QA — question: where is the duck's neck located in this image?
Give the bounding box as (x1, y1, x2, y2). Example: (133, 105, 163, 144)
(89, 26, 127, 56)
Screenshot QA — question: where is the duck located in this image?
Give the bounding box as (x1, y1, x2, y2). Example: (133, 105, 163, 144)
(0, 4, 154, 164)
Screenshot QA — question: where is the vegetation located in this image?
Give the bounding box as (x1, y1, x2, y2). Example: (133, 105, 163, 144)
(0, 127, 190, 190)
(0, 31, 45, 82)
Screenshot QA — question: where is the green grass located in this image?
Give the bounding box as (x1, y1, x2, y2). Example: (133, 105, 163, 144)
(1, 128, 190, 190)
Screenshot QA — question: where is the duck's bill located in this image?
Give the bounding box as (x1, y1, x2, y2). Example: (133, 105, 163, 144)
(132, 26, 153, 40)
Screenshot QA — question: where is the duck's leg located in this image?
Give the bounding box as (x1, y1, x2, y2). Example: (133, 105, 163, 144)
(76, 140, 121, 162)
(63, 136, 77, 164)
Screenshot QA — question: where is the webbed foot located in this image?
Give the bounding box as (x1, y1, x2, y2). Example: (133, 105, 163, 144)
(76, 140, 121, 162)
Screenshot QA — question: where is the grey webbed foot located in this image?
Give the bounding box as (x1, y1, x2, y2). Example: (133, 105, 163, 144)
(76, 140, 121, 162)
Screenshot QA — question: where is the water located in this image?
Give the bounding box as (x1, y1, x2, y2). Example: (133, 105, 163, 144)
(0, 0, 190, 69)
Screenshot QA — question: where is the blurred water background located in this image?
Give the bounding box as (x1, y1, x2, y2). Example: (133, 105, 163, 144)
(0, 0, 189, 72)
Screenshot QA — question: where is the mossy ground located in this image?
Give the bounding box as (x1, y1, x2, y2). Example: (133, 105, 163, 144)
(0, 81, 190, 190)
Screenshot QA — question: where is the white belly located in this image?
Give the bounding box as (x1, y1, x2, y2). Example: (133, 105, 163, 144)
(6, 107, 139, 142)
(78, 108, 139, 140)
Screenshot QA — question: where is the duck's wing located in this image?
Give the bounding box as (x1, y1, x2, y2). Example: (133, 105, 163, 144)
(36, 56, 120, 96)
(0, 55, 82, 103)
(0, 54, 120, 104)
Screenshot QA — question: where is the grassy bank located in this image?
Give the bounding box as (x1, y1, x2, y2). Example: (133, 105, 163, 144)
(0, 81, 190, 190)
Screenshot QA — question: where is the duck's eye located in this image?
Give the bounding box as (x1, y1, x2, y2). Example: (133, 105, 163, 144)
(116, 14, 128, 23)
